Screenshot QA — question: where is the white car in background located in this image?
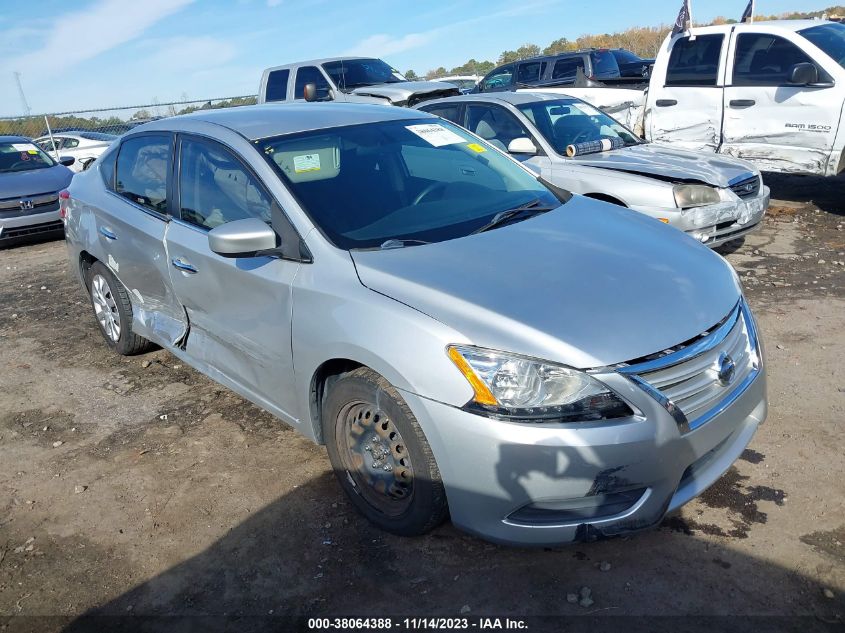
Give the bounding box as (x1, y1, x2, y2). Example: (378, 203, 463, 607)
(435, 75, 480, 93)
(34, 131, 118, 173)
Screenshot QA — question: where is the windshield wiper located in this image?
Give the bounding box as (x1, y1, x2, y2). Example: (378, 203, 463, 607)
(379, 238, 431, 249)
(471, 199, 555, 235)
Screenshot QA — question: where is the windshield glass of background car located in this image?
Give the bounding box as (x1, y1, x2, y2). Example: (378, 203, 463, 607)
(590, 50, 621, 77)
(612, 49, 641, 64)
(322, 59, 405, 89)
(799, 23, 845, 69)
(258, 119, 560, 249)
(518, 99, 640, 154)
(0, 142, 56, 173)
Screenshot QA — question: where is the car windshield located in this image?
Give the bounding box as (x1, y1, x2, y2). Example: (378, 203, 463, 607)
(322, 59, 405, 90)
(590, 50, 621, 77)
(0, 141, 57, 173)
(517, 98, 641, 155)
(258, 118, 561, 249)
(799, 22, 845, 69)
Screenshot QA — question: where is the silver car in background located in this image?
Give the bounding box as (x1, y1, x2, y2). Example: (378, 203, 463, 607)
(418, 92, 770, 249)
(63, 103, 766, 545)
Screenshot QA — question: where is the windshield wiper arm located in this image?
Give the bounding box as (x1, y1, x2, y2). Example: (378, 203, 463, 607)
(471, 199, 555, 235)
(379, 238, 431, 249)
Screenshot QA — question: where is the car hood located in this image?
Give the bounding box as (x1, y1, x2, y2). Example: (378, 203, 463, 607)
(350, 80, 461, 104)
(351, 196, 740, 369)
(572, 144, 757, 188)
(0, 165, 73, 199)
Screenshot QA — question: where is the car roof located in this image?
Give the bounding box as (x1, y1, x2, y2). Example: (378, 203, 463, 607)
(263, 57, 380, 72)
(0, 135, 29, 143)
(692, 18, 834, 34)
(419, 91, 575, 108)
(133, 103, 434, 140)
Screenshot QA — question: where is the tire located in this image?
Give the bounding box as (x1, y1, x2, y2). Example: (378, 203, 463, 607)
(86, 261, 152, 355)
(322, 367, 448, 536)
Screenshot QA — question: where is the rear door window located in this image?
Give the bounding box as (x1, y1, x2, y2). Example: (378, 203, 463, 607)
(115, 135, 171, 214)
(419, 104, 462, 124)
(666, 34, 724, 86)
(732, 33, 819, 86)
(552, 57, 585, 80)
(517, 60, 547, 84)
(265, 69, 290, 102)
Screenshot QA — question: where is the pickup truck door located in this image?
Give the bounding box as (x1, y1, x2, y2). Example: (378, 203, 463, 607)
(721, 29, 844, 175)
(646, 33, 728, 151)
(164, 134, 301, 421)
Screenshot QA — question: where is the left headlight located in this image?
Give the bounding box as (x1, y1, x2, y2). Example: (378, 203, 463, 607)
(447, 345, 633, 423)
(673, 184, 721, 209)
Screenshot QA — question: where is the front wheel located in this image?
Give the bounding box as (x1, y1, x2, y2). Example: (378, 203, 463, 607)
(322, 367, 448, 536)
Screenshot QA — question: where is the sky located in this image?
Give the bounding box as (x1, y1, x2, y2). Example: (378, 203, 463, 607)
(0, 0, 826, 117)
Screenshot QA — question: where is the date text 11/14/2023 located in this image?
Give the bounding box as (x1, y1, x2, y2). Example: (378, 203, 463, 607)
(307, 617, 529, 630)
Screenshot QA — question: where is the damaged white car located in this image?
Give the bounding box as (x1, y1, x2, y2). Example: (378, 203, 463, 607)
(418, 92, 769, 249)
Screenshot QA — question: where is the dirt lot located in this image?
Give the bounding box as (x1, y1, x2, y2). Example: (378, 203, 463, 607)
(0, 174, 843, 632)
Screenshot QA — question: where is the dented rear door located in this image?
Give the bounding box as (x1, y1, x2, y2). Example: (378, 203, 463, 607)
(646, 33, 727, 151)
(721, 28, 845, 175)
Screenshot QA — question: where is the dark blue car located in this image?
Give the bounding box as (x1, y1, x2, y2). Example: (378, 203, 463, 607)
(0, 135, 74, 246)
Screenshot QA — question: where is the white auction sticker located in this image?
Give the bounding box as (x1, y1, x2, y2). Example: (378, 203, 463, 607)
(12, 143, 39, 152)
(293, 153, 321, 173)
(406, 124, 465, 147)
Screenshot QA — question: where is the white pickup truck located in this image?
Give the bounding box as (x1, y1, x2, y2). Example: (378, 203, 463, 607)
(529, 20, 845, 176)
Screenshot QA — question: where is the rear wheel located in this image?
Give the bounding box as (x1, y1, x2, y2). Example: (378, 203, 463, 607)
(322, 367, 448, 536)
(86, 261, 152, 355)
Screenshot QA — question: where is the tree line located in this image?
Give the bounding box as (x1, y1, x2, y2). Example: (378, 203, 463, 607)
(404, 5, 844, 80)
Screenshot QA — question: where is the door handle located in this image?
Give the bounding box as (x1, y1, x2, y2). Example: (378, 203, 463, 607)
(655, 99, 677, 107)
(171, 258, 198, 274)
(729, 99, 756, 107)
(99, 226, 117, 240)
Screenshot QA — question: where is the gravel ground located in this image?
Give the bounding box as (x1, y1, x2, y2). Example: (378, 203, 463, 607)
(0, 173, 843, 632)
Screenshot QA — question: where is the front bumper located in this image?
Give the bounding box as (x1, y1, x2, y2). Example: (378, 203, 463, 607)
(0, 208, 63, 243)
(633, 186, 769, 249)
(401, 341, 767, 546)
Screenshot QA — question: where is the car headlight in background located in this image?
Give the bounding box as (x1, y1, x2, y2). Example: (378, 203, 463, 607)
(673, 184, 721, 209)
(447, 345, 633, 422)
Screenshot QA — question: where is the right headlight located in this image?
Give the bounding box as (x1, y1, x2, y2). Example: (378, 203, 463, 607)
(447, 345, 633, 423)
(673, 184, 721, 209)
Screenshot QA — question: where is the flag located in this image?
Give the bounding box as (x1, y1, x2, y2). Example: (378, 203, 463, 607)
(740, 0, 754, 23)
(672, 0, 692, 35)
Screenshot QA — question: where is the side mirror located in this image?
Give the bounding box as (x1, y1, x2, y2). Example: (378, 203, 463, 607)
(208, 218, 278, 257)
(788, 62, 819, 86)
(303, 83, 318, 102)
(59, 156, 76, 167)
(507, 137, 538, 155)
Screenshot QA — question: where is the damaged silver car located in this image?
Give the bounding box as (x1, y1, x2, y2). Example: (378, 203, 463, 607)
(63, 103, 767, 545)
(418, 92, 769, 249)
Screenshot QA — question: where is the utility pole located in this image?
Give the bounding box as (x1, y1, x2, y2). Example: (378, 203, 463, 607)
(14, 72, 31, 116)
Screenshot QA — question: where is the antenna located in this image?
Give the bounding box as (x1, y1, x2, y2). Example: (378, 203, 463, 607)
(14, 72, 31, 116)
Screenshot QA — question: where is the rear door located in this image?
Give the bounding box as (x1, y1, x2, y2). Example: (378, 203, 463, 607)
(721, 29, 844, 174)
(99, 132, 188, 345)
(646, 33, 727, 150)
(164, 134, 301, 418)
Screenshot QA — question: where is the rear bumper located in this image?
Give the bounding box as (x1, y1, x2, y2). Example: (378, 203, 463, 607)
(400, 363, 766, 546)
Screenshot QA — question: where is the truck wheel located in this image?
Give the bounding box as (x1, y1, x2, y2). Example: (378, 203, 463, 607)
(86, 261, 152, 355)
(322, 367, 448, 536)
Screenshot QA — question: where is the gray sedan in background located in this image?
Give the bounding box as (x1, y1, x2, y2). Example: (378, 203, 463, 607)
(417, 92, 770, 249)
(63, 103, 766, 545)
(1, 136, 74, 245)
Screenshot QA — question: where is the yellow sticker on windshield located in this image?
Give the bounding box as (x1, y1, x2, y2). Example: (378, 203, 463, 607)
(27, 150, 38, 154)
(466, 143, 486, 153)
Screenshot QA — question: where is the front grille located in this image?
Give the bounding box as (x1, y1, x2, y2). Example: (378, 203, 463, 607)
(618, 302, 759, 432)
(0, 191, 60, 218)
(729, 175, 760, 199)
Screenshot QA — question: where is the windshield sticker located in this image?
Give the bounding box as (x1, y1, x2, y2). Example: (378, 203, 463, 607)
(406, 124, 465, 147)
(12, 143, 39, 153)
(466, 143, 486, 153)
(293, 153, 321, 173)
(572, 103, 600, 116)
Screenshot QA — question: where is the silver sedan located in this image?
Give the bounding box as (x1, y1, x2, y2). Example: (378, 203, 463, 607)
(417, 92, 770, 249)
(63, 103, 766, 545)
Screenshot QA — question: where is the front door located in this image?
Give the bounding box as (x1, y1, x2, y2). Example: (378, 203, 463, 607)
(646, 33, 727, 150)
(165, 134, 301, 419)
(721, 30, 844, 174)
(99, 132, 188, 346)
